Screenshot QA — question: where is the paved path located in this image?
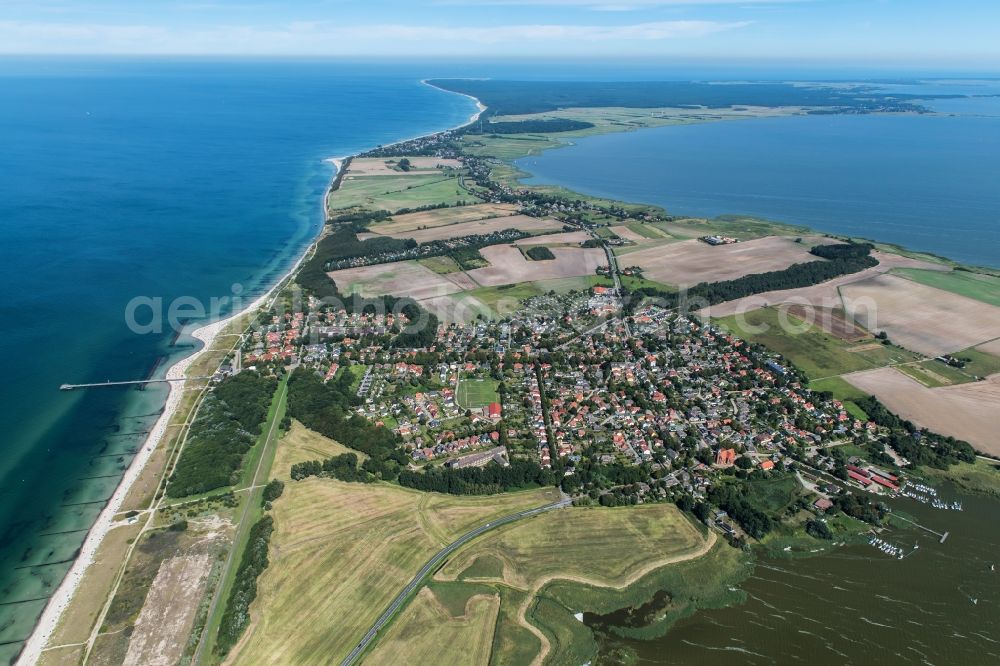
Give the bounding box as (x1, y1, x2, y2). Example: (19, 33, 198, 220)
(340, 497, 572, 666)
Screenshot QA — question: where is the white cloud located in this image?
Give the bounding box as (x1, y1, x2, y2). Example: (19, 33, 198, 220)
(437, 0, 797, 8)
(0, 19, 752, 54)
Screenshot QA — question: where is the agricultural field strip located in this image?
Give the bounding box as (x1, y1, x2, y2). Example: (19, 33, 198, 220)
(341, 498, 571, 666)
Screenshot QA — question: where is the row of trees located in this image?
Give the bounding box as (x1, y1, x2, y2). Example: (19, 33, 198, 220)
(625, 242, 879, 311)
(216, 515, 274, 655)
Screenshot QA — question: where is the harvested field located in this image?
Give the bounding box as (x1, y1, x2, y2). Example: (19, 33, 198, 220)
(230, 473, 560, 665)
(840, 274, 1000, 356)
(466, 245, 607, 287)
(122, 554, 212, 666)
(892, 268, 1000, 308)
(374, 215, 561, 243)
(978, 338, 1000, 357)
(702, 251, 950, 318)
(420, 293, 494, 323)
(346, 156, 461, 176)
(624, 236, 828, 288)
(375, 203, 518, 234)
(327, 261, 471, 301)
(438, 505, 704, 588)
(844, 367, 1000, 456)
(365, 587, 499, 666)
(784, 305, 868, 342)
(514, 230, 591, 246)
(610, 225, 648, 242)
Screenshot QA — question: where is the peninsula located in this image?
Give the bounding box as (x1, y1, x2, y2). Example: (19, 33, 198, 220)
(27, 79, 1000, 666)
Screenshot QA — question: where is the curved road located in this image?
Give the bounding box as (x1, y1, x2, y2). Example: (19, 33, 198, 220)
(340, 497, 572, 666)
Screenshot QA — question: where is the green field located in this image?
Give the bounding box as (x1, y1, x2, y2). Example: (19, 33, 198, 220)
(328, 174, 478, 212)
(715, 307, 922, 379)
(653, 215, 810, 241)
(896, 360, 973, 388)
(808, 377, 870, 420)
(892, 268, 1000, 307)
(623, 222, 668, 239)
(541, 537, 749, 644)
(418, 255, 462, 274)
(923, 458, 1000, 498)
(957, 347, 1000, 377)
(743, 475, 803, 514)
(456, 378, 500, 408)
(620, 275, 675, 292)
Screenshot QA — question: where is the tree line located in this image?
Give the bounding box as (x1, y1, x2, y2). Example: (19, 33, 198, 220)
(626, 242, 879, 310)
(854, 395, 976, 468)
(216, 515, 274, 656)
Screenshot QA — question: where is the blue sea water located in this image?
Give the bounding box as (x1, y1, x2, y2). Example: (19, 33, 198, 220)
(517, 83, 1000, 268)
(0, 58, 476, 659)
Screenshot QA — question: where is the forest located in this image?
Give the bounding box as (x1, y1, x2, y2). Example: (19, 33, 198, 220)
(217, 515, 274, 655)
(468, 118, 594, 134)
(427, 80, 933, 116)
(167, 371, 276, 498)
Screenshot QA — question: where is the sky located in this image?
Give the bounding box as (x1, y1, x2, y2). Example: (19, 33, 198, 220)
(1, 0, 999, 67)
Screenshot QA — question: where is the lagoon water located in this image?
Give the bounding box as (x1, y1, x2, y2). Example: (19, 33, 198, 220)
(518, 85, 1000, 268)
(0, 58, 476, 659)
(591, 482, 1000, 664)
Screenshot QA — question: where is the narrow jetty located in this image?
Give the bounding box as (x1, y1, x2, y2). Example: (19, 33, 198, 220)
(59, 377, 211, 391)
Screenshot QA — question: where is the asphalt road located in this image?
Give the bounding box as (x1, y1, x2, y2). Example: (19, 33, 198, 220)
(340, 497, 572, 666)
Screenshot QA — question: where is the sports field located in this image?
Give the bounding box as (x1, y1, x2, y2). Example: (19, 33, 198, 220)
(456, 378, 500, 408)
(230, 453, 560, 665)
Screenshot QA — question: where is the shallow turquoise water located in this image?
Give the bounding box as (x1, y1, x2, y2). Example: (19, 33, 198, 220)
(0, 58, 476, 658)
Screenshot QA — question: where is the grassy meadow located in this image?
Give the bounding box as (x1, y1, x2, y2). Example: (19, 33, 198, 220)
(892, 268, 1000, 308)
(715, 307, 922, 379)
(328, 173, 476, 212)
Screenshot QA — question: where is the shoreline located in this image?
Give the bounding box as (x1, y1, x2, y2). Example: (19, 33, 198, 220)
(16, 82, 485, 665)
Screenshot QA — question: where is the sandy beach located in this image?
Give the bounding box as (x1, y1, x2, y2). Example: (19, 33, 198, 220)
(17, 85, 486, 665)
